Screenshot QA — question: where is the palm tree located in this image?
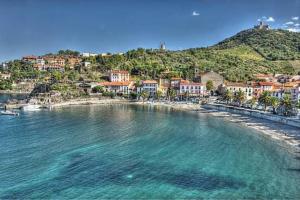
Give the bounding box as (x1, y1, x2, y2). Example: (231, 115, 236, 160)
(223, 90, 233, 104)
(156, 90, 163, 102)
(234, 90, 245, 107)
(258, 91, 271, 111)
(249, 97, 257, 109)
(270, 96, 279, 114)
(140, 90, 149, 103)
(168, 89, 177, 101)
(280, 94, 292, 116)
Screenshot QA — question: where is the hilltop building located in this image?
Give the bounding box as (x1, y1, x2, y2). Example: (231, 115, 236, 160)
(160, 42, 166, 51)
(254, 21, 270, 30)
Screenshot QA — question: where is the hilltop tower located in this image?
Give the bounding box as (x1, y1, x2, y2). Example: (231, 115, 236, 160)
(254, 21, 270, 30)
(160, 42, 166, 51)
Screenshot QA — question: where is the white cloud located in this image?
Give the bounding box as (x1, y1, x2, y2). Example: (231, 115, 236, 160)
(295, 23, 300, 27)
(287, 28, 300, 32)
(266, 17, 275, 22)
(192, 11, 199, 16)
(285, 21, 294, 25)
(292, 16, 299, 21)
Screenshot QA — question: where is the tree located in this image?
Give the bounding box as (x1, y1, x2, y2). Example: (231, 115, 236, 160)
(206, 80, 214, 92)
(223, 90, 233, 104)
(280, 94, 292, 116)
(249, 97, 257, 109)
(156, 90, 163, 101)
(51, 71, 62, 83)
(168, 89, 177, 101)
(92, 86, 104, 93)
(234, 90, 245, 106)
(140, 90, 149, 103)
(258, 91, 271, 111)
(270, 96, 279, 114)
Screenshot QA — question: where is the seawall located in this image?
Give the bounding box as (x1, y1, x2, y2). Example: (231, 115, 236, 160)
(202, 103, 300, 128)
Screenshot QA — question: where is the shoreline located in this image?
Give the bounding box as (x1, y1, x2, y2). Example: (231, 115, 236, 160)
(18, 98, 300, 154)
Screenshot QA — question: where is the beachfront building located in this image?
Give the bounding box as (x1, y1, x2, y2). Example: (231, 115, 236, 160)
(272, 82, 300, 102)
(158, 79, 170, 97)
(179, 80, 206, 96)
(253, 82, 275, 97)
(109, 70, 130, 82)
(99, 81, 134, 95)
(226, 82, 254, 100)
(137, 80, 158, 98)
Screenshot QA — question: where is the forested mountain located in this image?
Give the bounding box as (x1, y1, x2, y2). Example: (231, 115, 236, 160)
(84, 28, 299, 82)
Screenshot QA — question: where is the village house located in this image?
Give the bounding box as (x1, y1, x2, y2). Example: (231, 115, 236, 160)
(158, 79, 170, 97)
(271, 82, 300, 102)
(22, 55, 37, 63)
(0, 72, 11, 80)
(109, 70, 130, 82)
(137, 80, 158, 98)
(226, 82, 254, 100)
(254, 74, 275, 82)
(99, 81, 134, 95)
(42, 56, 66, 71)
(82, 52, 98, 57)
(253, 82, 275, 97)
(33, 58, 46, 70)
(170, 78, 181, 89)
(179, 80, 206, 96)
(66, 57, 82, 69)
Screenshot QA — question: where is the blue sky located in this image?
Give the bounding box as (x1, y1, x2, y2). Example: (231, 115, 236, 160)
(0, 0, 299, 61)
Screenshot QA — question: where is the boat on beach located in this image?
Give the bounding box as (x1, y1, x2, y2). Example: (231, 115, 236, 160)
(0, 110, 19, 116)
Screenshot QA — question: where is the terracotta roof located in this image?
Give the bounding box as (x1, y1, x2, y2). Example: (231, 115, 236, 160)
(258, 82, 274, 86)
(99, 81, 132, 86)
(226, 82, 250, 87)
(180, 80, 203, 86)
(142, 80, 157, 84)
(110, 70, 129, 74)
(170, 77, 181, 80)
(23, 55, 37, 59)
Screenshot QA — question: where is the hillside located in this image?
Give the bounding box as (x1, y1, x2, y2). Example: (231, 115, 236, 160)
(4, 28, 299, 83)
(80, 28, 299, 82)
(213, 28, 300, 60)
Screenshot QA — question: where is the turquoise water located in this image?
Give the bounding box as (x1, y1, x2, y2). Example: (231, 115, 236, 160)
(0, 104, 300, 199)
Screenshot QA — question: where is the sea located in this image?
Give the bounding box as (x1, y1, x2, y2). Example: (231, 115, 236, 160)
(0, 100, 299, 199)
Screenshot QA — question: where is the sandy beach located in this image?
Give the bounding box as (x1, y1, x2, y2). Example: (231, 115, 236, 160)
(48, 98, 300, 154)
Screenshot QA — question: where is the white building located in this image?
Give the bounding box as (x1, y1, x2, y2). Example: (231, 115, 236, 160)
(109, 70, 130, 82)
(137, 80, 158, 97)
(179, 80, 206, 96)
(82, 52, 98, 57)
(226, 82, 254, 100)
(99, 81, 134, 95)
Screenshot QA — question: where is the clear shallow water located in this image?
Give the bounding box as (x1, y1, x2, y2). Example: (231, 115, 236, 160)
(0, 105, 300, 199)
(0, 93, 27, 103)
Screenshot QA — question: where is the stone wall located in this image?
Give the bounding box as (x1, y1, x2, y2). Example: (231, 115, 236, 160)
(203, 103, 300, 128)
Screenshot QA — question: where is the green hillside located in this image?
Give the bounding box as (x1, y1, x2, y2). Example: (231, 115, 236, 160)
(80, 28, 299, 82)
(213, 28, 300, 60)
